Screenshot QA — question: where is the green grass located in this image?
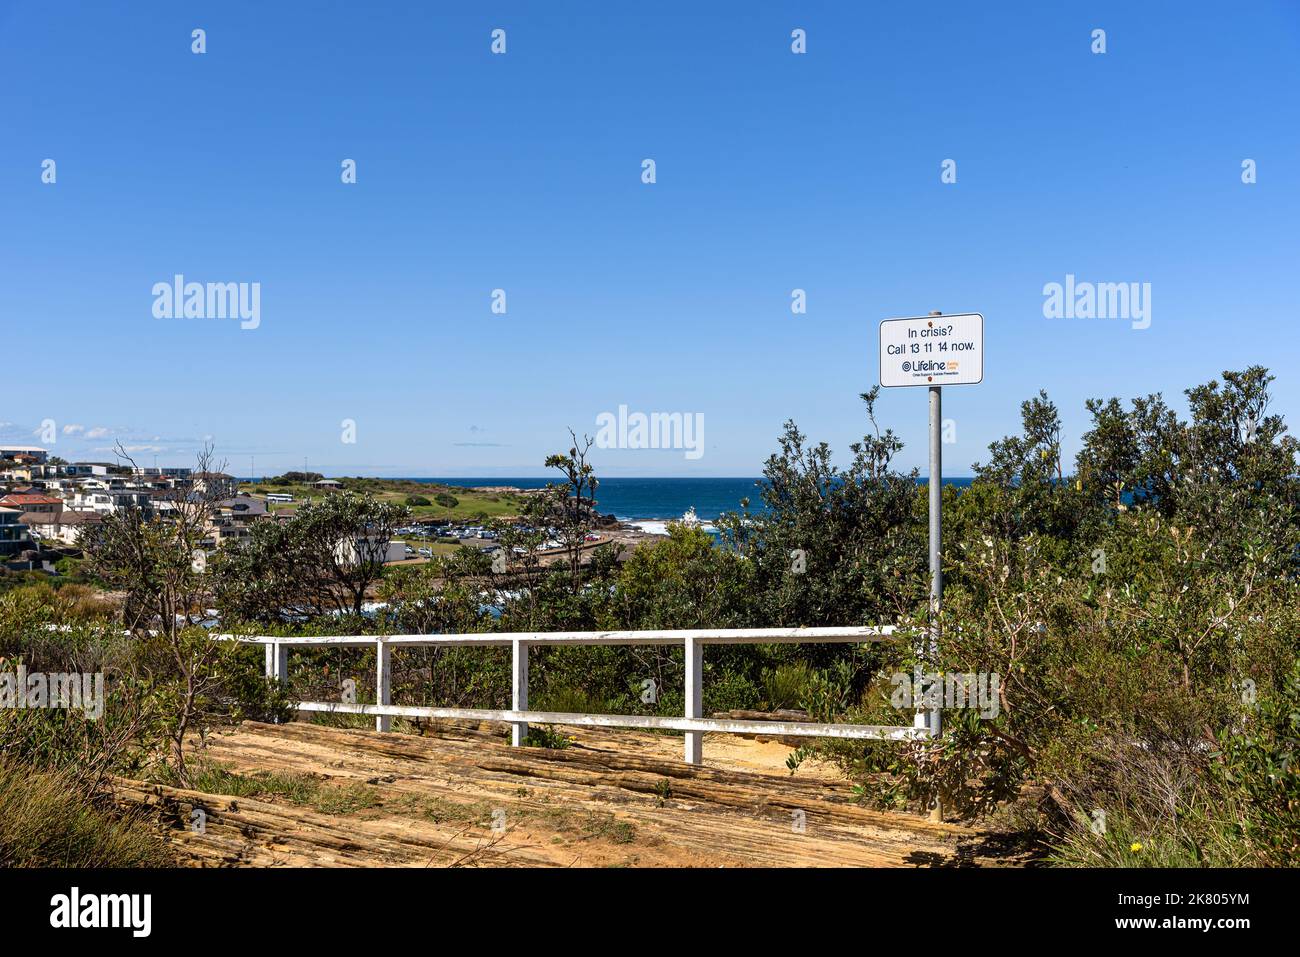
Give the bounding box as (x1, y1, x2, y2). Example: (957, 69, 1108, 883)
(179, 764, 382, 815)
(241, 479, 529, 522)
(179, 763, 642, 846)
(382, 791, 638, 845)
(0, 761, 172, 867)
(761, 662, 814, 711)
(386, 793, 497, 826)
(522, 725, 574, 749)
(535, 806, 638, 844)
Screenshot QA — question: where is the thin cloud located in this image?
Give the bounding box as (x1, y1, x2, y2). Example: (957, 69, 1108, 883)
(97, 444, 163, 454)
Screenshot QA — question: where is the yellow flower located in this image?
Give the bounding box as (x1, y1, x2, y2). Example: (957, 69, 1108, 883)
(1130, 842, 1143, 853)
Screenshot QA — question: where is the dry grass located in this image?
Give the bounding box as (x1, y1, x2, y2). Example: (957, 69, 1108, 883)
(0, 759, 172, 867)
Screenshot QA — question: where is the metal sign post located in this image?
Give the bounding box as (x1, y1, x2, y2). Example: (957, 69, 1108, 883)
(928, 352, 942, 739)
(879, 310, 983, 822)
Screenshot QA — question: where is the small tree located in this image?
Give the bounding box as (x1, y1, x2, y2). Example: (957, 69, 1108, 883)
(214, 492, 409, 621)
(542, 430, 599, 593)
(81, 443, 228, 783)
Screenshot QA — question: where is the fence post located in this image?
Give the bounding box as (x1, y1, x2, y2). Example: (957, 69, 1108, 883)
(269, 640, 289, 724)
(271, 641, 288, 683)
(926, 311, 946, 823)
(511, 639, 529, 747)
(376, 640, 392, 732)
(684, 636, 703, 765)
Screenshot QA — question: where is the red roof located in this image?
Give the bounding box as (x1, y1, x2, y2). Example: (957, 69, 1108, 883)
(0, 493, 63, 507)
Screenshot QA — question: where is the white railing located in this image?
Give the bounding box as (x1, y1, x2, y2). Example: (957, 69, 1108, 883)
(224, 625, 931, 765)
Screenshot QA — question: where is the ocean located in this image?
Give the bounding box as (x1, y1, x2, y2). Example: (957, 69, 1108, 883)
(411, 477, 976, 522)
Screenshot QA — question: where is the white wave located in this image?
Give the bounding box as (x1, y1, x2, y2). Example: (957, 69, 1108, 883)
(627, 520, 717, 536)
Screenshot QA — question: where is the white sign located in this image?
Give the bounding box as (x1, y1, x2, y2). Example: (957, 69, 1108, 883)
(879, 313, 983, 387)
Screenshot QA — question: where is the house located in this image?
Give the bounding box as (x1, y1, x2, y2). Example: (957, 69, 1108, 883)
(334, 534, 408, 567)
(0, 507, 32, 557)
(192, 472, 239, 497)
(217, 495, 269, 522)
(41, 478, 79, 495)
(70, 488, 152, 515)
(207, 519, 253, 547)
(0, 445, 58, 482)
(200, 496, 271, 550)
(0, 445, 49, 465)
(0, 492, 65, 515)
(0, 462, 59, 482)
(22, 510, 103, 547)
(313, 479, 343, 491)
(144, 490, 181, 517)
(65, 462, 112, 477)
(131, 466, 193, 479)
(71, 490, 112, 513)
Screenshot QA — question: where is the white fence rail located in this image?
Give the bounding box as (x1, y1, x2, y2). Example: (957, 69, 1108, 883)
(224, 625, 930, 765)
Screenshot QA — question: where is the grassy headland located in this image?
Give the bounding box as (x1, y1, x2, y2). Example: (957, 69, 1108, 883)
(240, 477, 532, 522)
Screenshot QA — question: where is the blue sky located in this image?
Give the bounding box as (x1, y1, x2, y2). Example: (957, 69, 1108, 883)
(2, 1, 1297, 477)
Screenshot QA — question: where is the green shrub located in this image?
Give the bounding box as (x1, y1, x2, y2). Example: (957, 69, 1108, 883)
(761, 662, 813, 711)
(704, 668, 761, 714)
(1212, 658, 1300, 865)
(535, 685, 623, 716)
(522, 725, 572, 749)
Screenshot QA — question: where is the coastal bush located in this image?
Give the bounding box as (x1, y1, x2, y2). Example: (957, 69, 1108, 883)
(774, 367, 1300, 866)
(12, 366, 1296, 867)
(405, 494, 431, 506)
(269, 471, 322, 486)
(0, 594, 292, 786)
(213, 492, 410, 621)
(609, 523, 754, 630)
(434, 493, 459, 509)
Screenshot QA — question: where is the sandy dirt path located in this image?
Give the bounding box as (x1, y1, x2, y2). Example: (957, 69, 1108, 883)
(113, 719, 1035, 868)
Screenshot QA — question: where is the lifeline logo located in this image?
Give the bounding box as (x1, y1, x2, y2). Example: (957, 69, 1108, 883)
(49, 887, 151, 938)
